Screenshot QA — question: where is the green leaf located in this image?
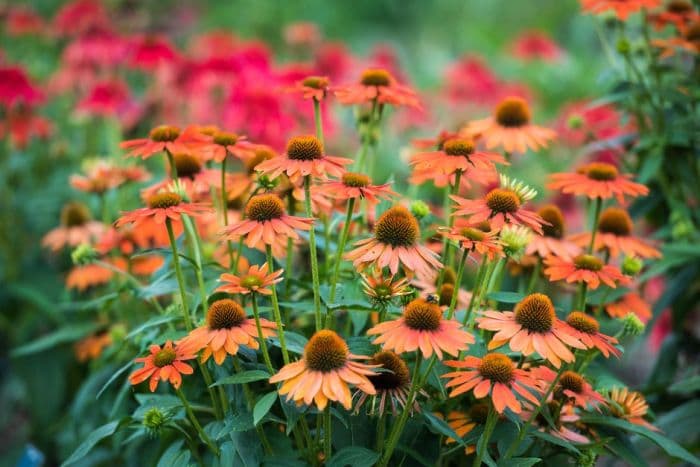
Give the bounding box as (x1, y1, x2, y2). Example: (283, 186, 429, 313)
(96, 360, 133, 399)
(497, 458, 541, 467)
(253, 392, 277, 426)
(486, 292, 525, 303)
(422, 411, 467, 446)
(210, 370, 270, 387)
(326, 447, 380, 467)
(61, 420, 120, 466)
(126, 314, 177, 340)
(157, 440, 191, 467)
(580, 415, 700, 465)
(668, 375, 700, 395)
(12, 323, 98, 357)
(276, 331, 307, 354)
(530, 430, 580, 454)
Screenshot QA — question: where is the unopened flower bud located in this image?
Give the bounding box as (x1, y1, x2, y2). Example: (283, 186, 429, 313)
(143, 407, 169, 437)
(410, 200, 430, 220)
(616, 38, 631, 55)
(622, 256, 643, 276)
(622, 313, 645, 337)
(71, 244, 97, 265)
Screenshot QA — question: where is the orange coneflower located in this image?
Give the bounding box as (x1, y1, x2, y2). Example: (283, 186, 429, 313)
(443, 402, 490, 453)
(335, 68, 420, 108)
(354, 351, 423, 415)
(120, 125, 188, 159)
(255, 135, 352, 181)
(42, 201, 105, 251)
(66, 259, 126, 291)
(526, 205, 580, 260)
(519, 402, 590, 444)
(367, 297, 474, 359)
(129, 341, 196, 392)
(410, 137, 507, 177)
(570, 207, 661, 259)
(533, 367, 606, 410)
(320, 172, 395, 204)
(141, 151, 227, 202)
(462, 96, 556, 153)
(217, 262, 283, 296)
(544, 254, 629, 290)
(269, 330, 377, 410)
(476, 294, 585, 368)
(361, 272, 413, 306)
(70, 159, 150, 194)
(442, 224, 504, 261)
(580, 0, 662, 21)
(183, 126, 255, 163)
(607, 387, 658, 430)
(220, 193, 314, 254)
(443, 353, 541, 413)
(74, 331, 112, 362)
(451, 188, 547, 234)
(178, 299, 276, 365)
(564, 311, 621, 358)
(345, 205, 442, 277)
(547, 162, 648, 204)
(649, 1, 700, 31)
(411, 267, 472, 308)
(115, 192, 211, 228)
(605, 292, 652, 323)
(288, 75, 331, 101)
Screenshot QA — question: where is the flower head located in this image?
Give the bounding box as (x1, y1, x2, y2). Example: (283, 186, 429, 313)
(255, 135, 352, 180)
(462, 96, 556, 153)
(544, 254, 629, 290)
(120, 125, 188, 159)
(217, 262, 283, 296)
(321, 172, 395, 204)
(477, 293, 586, 367)
(129, 341, 196, 392)
(361, 272, 413, 306)
(443, 353, 541, 413)
(115, 192, 211, 228)
(548, 162, 649, 204)
(564, 311, 621, 358)
(605, 292, 652, 323)
(367, 297, 474, 359)
(442, 224, 504, 260)
(345, 205, 443, 276)
(289, 75, 331, 101)
(42, 202, 105, 252)
(526, 205, 581, 260)
(410, 136, 507, 179)
(269, 330, 377, 410)
(581, 0, 662, 21)
(354, 351, 422, 415)
(607, 387, 658, 430)
(335, 68, 420, 108)
(178, 299, 276, 365)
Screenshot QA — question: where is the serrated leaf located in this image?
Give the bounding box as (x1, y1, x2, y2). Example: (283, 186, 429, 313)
(61, 420, 120, 466)
(210, 370, 270, 387)
(253, 392, 277, 426)
(326, 447, 380, 467)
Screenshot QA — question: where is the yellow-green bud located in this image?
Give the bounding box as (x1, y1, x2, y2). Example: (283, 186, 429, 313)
(622, 313, 645, 337)
(71, 244, 97, 265)
(410, 200, 430, 220)
(622, 256, 643, 276)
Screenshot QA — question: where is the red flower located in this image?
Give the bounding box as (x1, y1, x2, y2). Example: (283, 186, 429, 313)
(510, 30, 563, 62)
(0, 66, 43, 108)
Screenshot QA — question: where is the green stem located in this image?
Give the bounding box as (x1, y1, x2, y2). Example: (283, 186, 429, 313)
(220, 156, 235, 270)
(165, 149, 178, 181)
(587, 197, 603, 253)
(329, 198, 355, 304)
(576, 282, 588, 312)
(284, 237, 294, 300)
(323, 405, 332, 459)
(266, 245, 290, 364)
(165, 218, 192, 331)
(176, 388, 220, 456)
(526, 258, 542, 294)
(375, 412, 386, 452)
(304, 175, 323, 332)
(198, 362, 223, 420)
(251, 293, 275, 374)
(446, 249, 468, 320)
(462, 256, 491, 327)
(473, 403, 498, 467)
(313, 98, 324, 146)
(232, 237, 244, 274)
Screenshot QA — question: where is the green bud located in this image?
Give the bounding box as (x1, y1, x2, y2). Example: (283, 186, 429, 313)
(499, 225, 531, 261)
(143, 407, 169, 437)
(410, 200, 430, 219)
(622, 256, 643, 276)
(257, 175, 279, 191)
(109, 323, 127, 342)
(71, 244, 97, 265)
(576, 450, 597, 467)
(567, 114, 584, 130)
(622, 313, 645, 337)
(616, 38, 631, 55)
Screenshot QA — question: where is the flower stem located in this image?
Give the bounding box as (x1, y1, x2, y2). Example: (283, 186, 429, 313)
(446, 249, 469, 320)
(251, 293, 275, 374)
(375, 412, 386, 452)
(323, 405, 332, 460)
(313, 98, 324, 146)
(587, 197, 602, 253)
(329, 198, 355, 305)
(576, 282, 588, 312)
(266, 245, 290, 364)
(473, 402, 498, 467)
(165, 218, 193, 331)
(176, 388, 220, 456)
(526, 258, 542, 294)
(303, 175, 323, 331)
(462, 256, 489, 327)
(220, 156, 236, 270)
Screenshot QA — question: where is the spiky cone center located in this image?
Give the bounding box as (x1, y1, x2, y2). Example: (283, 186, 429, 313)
(149, 125, 180, 142)
(360, 68, 392, 86)
(302, 76, 330, 89)
(478, 353, 514, 383)
(559, 371, 585, 394)
(494, 97, 531, 127)
(197, 125, 219, 137)
(685, 21, 700, 42)
(438, 284, 455, 306)
(486, 188, 521, 214)
(173, 152, 202, 178)
(245, 194, 285, 222)
(514, 293, 555, 332)
(585, 162, 618, 181)
(538, 204, 565, 238)
(469, 402, 491, 424)
(246, 147, 277, 174)
(286, 135, 323, 161)
(213, 131, 238, 147)
(441, 267, 457, 285)
(573, 254, 603, 271)
(374, 206, 419, 247)
(461, 227, 486, 242)
(342, 172, 371, 188)
(147, 192, 182, 209)
(566, 311, 600, 334)
(61, 202, 91, 227)
(241, 275, 263, 289)
(598, 207, 633, 236)
(207, 299, 246, 330)
(443, 138, 476, 157)
(369, 351, 410, 390)
(404, 298, 442, 331)
(153, 348, 177, 367)
(668, 0, 693, 13)
(304, 330, 349, 372)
